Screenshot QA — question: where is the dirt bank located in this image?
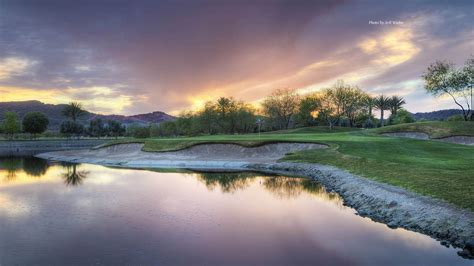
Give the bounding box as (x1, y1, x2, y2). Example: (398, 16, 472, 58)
(382, 132, 474, 146)
(36, 142, 474, 254)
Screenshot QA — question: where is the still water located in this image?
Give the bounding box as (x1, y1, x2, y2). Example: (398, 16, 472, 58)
(0, 157, 470, 266)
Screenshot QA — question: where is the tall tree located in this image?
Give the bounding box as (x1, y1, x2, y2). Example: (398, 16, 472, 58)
(422, 59, 472, 121)
(22, 112, 49, 137)
(262, 88, 300, 130)
(462, 56, 473, 120)
(62, 102, 85, 122)
(107, 120, 125, 138)
(374, 95, 390, 127)
(296, 94, 320, 127)
(316, 89, 341, 130)
(388, 96, 406, 116)
(2, 111, 21, 139)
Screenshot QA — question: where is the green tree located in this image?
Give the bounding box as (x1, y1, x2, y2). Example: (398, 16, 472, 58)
(391, 109, 414, 124)
(316, 89, 341, 130)
(262, 88, 300, 130)
(60, 121, 84, 137)
(158, 121, 177, 137)
(62, 102, 86, 122)
(87, 118, 106, 138)
(107, 120, 125, 138)
(422, 59, 472, 121)
(199, 101, 218, 134)
(22, 112, 49, 137)
(462, 56, 473, 120)
(296, 94, 320, 127)
(126, 124, 150, 138)
(2, 111, 21, 139)
(374, 95, 390, 127)
(234, 103, 256, 133)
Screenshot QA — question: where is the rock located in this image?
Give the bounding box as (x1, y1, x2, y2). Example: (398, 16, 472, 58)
(465, 239, 474, 252)
(440, 240, 449, 247)
(387, 201, 398, 208)
(387, 221, 398, 229)
(457, 249, 474, 259)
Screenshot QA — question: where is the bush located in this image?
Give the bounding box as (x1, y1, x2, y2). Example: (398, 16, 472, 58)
(22, 112, 49, 136)
(446, 114, 465, 121)
(391, 109, 415, 125)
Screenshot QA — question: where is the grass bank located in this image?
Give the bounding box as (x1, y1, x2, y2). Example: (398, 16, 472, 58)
(105, 122, 474, 211)
(373, 121, 474, 138)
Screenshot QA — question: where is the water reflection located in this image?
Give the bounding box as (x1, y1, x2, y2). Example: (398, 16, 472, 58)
(0, 157, 470, 265)
(23, 157, 49, 177)
(196, 172, 341, 202)
(0, 157, 50, 181)
(196, 172, 257, 193)
(61, 163, 89, 186)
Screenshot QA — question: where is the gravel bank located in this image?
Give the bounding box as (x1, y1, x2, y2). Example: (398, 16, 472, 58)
(36, 142, 474, 256)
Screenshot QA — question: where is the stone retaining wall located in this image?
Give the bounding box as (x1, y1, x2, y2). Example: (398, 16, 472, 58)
(0, 139, 107, 156)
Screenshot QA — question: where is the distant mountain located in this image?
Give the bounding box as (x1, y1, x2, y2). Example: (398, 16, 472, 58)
(0, 100, 176, 130)
(412, 109, 464, 121)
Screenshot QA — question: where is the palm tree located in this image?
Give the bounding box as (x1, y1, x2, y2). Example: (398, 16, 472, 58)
(62, 102, 85, 122)
(365, 95, 374, 117)
(374, 95, 390, 127)
(389, 96, 406, 116)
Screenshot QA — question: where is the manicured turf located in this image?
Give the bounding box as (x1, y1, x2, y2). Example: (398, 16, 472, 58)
(106, 122, 474, 211)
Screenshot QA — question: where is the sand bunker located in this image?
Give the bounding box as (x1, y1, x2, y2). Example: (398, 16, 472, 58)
(37, 142, 326, 168)
(382, 132, 474, 146)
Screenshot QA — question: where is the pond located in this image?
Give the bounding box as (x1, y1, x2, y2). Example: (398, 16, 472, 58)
(0, 157, 470, 265)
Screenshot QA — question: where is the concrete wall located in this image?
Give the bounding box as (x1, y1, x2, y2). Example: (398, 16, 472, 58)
(0, 139, 108, 157)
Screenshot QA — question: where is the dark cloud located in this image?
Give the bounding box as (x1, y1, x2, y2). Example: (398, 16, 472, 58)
(0, 0, 472, 113)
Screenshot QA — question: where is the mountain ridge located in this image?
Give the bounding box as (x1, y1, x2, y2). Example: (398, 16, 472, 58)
(0, 100, 176, 130)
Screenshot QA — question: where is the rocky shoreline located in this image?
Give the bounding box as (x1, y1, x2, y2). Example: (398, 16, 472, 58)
(36, 143, 474, 259)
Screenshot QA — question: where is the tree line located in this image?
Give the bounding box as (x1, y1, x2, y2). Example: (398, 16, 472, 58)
(128, 80, 411, 138)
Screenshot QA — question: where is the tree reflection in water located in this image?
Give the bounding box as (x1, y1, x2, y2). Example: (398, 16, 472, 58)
(195, 171, 341, 203)
(61, 163, 89, 186)
(0, 157, 22, 181)
(23, 157, 49, 177)
(0, 157, 50, 182)
(196, 172, 257, 193)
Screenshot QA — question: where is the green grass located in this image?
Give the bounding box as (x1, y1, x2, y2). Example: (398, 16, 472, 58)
(373, 121, 474, 138)
(105, 122, 474, 211)
(263, 126, 361, 134)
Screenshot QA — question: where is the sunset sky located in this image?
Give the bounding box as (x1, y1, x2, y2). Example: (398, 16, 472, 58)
(0, 0, 472, 115)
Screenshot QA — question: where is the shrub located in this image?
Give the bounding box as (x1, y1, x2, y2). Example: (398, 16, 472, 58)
(391, 109, 415, 124)
(446, 114, 465, 121)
